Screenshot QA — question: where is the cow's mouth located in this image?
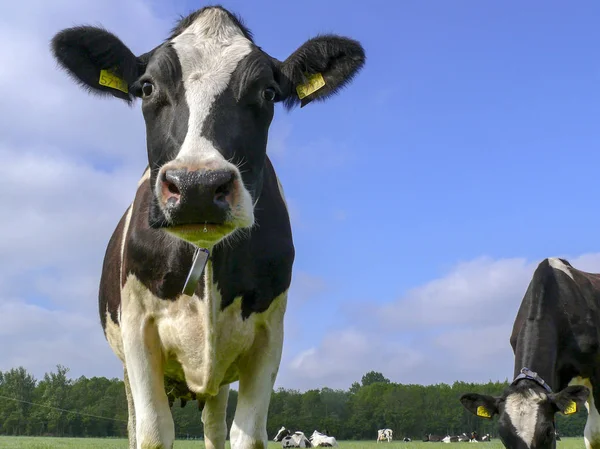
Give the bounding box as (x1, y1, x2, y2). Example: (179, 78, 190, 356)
(165, 222, 236, 244)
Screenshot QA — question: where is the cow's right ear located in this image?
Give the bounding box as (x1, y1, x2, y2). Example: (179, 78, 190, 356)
(50, 26, 146, 103)
(460, 393, 502, 419)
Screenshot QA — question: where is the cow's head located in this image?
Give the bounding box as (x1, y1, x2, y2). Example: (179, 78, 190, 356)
(50, 6, 365, 247)
(274, 426, 290, 442)
(460, 380, 589, 449)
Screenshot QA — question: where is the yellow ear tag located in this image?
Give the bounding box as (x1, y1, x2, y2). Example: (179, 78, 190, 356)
(563, 400, 577, 415)
(296, 72, 325, 100)
(99, 69, 129, 94)
(476, 406, 492, 418)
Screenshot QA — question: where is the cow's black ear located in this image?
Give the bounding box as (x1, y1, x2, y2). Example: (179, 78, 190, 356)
(460, 393, 501, 419)
(550, 386, 589, 415)
(50, 26, 147, 103)
(279, 34, 365, 109)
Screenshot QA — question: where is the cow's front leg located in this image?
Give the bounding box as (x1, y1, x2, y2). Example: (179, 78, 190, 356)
(584, 379, 600, 449)
(122, 314, 174, 449)
(202, 384, 230, 449)
(229, 296, 287, 449)
(123, 367, 137, 449)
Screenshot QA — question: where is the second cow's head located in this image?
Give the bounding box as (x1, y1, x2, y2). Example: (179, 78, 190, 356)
(51, 6, 365, 246)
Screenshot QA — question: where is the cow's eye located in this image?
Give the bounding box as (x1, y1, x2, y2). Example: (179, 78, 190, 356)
(262, 87, 277, 102)
(142, 82, 154, 98)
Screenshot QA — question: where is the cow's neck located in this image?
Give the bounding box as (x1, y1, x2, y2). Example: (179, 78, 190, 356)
(513, 319, 559, 391)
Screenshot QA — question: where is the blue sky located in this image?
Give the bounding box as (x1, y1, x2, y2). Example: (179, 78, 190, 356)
(1, 0, 600, 391)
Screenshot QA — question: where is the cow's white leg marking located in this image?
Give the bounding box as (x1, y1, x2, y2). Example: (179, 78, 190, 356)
(202, 384, 230, 449)
(570, 377, 600, 449)
(124, 366, 137, 449)
(121, 294, 174, 449)
(229, 294, 287, 449)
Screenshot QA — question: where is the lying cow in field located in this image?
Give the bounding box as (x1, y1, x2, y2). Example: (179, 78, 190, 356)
(274, 427, 311, 447)
(50, 5, 364, 449)
(274, 427, 292, 442)
(423, 434, 444, 442)
(460, 258, 594, 449)
(310, 430, 338, 447)
(377, 428, 393, 442)
(442, 435, 459, 443)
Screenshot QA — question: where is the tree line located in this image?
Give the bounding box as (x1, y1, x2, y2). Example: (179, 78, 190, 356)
(0, 366, 586, 439)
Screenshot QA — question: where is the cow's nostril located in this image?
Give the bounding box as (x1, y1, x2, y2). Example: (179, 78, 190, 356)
(214, 179, 233, 206)
(167, 181, 180, 195)
(161, 170, 182, 208)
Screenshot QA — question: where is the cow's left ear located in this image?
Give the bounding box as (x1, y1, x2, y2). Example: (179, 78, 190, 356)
(550, 386, 589, 415)
(460, 393, 502, 419)
(50, 26, 149, 103)
(279, 34, 365, 109)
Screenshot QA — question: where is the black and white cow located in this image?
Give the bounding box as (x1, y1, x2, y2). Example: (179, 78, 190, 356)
(403, 437, 413, 442)
(310, 430, 338, 447)
(274, 428, 312, 448)
(50, 6, 364, 449)
(377, 428, 393, 442)
(460, 257, 596, 449)
(274, 427, 292, 442)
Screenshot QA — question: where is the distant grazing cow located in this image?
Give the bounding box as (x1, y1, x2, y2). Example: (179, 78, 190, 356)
(377, 429, 393, 442)
(459, 258, 593, 449)
(50, 5, 364, 449)
(310, 430, 338, 447)
(403, 437, 412, 442)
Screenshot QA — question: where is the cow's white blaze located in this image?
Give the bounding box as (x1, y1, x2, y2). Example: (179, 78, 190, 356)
(504, 389, 546, 449)
(548, 257, 574, 280)
(570, 377, 600, 449)
(274, 426, 288, 441)
(161, 8, 255, 230)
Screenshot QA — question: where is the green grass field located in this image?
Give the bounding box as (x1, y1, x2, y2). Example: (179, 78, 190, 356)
(0, 437, 586, 449)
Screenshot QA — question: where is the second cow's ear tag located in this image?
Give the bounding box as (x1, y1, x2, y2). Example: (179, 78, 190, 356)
(563, 400, 577, 415)
(476, 406, 492, 418)
(296, 72, 325, 108)
(182, 248, 210, 296)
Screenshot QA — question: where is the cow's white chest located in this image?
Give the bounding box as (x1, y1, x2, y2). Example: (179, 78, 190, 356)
(107, 269, 283, 397)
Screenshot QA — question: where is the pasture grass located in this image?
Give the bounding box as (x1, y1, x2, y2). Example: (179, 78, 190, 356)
(0, 437, 586, 448)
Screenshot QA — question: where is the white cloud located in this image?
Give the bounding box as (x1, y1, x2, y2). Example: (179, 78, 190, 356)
(286, 328, 426, 390)
(0, 300, 120, 380)
(280, 253, 600, 390)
